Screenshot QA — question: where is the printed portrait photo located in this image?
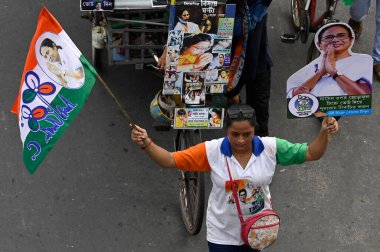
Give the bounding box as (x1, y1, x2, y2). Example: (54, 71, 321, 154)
(166, 46, 181, 66)
(173, 5, 225, 35)
(35, 32, 85, 89)
(287, 22, 373, 98)
(208, 108, 223, 127)
(177, 33, 215, 72)
(286, 22, 373, 118)
(167, 30, 184, 47)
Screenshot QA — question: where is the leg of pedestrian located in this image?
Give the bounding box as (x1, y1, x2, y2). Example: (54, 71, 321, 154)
(348, 0, 371, 39)
(373, 0, 380, 80)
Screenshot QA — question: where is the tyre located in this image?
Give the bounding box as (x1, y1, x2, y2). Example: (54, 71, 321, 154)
(176, 129, 205, 235)
(306, 36, 320, 64)
(299, 1, 310, 44)
(291, 0, 302, 31)
(91, 11, 105, 69)
(92, 46, 102, 69)
(326, 0, 338, 16)
(291, 0, 310, 43)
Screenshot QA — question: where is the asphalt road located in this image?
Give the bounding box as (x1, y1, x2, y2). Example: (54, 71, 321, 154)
(1, 1, 379, 251)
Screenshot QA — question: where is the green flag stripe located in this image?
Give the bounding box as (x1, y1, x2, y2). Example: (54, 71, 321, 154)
(23, 55, 96, 174)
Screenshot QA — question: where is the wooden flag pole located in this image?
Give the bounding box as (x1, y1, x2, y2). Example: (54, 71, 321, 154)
(95, 73, 135, 128)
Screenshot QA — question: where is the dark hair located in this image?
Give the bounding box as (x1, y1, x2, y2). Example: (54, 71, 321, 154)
(177, 109, 186, 116)
(225, 104, 257, 129)
(239, 189, 247, 196)
(39, 38, 62, 56)
(178, 7, 190, 18)
(317, 23, 354, 43)
(181, 34, 213, 53)
(210, 108, 222, 118)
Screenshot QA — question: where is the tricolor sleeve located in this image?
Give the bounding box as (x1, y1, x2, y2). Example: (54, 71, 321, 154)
(173, 142, 211, 172)
(276, 138, 307, 166)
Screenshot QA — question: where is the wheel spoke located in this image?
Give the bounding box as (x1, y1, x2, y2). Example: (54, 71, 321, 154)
(177, 130, 205, 235)
(189, 183, 198, 208)
(291, 0, 302, 30)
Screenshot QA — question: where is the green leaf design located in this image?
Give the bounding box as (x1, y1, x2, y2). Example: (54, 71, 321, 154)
(28, 119, 39, 132)
(23, 89, 37, 104)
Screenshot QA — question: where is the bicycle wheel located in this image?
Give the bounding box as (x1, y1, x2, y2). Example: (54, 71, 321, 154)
(291, 0, 302, 31)
(306, 36, 321, 64)
(175, 129, 205, 235)
(291, 0, 310, 43)
(91, 11, 104, 69)
(92, 47, 102, 69)
(326, 0, 338, 17)
(299, 2, 310, 43)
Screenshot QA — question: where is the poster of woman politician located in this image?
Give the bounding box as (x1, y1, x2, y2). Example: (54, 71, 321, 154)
(35, 32, 85, 89)
(286, 22, 373, 118)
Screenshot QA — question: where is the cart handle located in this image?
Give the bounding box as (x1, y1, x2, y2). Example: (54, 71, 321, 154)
(107, 17, 169, 27)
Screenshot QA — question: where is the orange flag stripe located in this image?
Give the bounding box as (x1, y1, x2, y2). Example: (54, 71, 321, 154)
(11, 7, 63, 115)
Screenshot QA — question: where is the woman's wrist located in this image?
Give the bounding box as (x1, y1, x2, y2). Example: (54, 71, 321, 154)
(292, 85, 310, 96)
(317, 70, 326, 78)
(300, 85, 310, 92)
(141, 138, 153, 150)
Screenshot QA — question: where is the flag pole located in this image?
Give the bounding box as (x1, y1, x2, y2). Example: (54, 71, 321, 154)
(95, 73, 135, 127)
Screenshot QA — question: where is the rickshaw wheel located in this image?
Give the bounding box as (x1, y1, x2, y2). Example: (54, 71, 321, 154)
(91, 11, 105, 69)
(306, 36, 320, 64)
(175, 129, 205, 235)
(92, 47, 102, 69)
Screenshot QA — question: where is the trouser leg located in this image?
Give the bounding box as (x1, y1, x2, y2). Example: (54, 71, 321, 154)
(372, 0, 380, 64)
(208, 241, 261, 252)
(245, 69, 271, 137)
(350, 0, 371, 22)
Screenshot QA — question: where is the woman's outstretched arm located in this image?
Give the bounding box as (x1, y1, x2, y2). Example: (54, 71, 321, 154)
(131, 124, 177, 168)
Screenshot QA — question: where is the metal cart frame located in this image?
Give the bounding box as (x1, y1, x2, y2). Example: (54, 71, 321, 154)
(83, 0, 211, 236)
(89, 0, 168, 69)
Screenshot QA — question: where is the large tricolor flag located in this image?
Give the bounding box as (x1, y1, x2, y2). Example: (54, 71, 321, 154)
(11, 7, 97, 174)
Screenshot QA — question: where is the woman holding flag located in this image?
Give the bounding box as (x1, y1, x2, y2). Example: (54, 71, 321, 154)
(12, 7, 97, 174)
(131, 104, 339, 251)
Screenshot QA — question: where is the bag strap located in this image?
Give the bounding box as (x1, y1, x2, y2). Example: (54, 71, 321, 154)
(225, 157, 245, 224)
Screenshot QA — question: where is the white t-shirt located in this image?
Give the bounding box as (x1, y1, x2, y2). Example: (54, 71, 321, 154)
(173, 136, 307, 245)
(287, 53, 373, 97)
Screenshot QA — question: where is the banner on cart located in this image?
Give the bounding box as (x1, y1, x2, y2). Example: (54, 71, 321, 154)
(11, 7, 97, 174)
(174, 107, 224, 129)
(152, 0, 169, 8)
(163, 0, 235, 103)
(80, 0, 115, 11)
(286, 22, 373, 119)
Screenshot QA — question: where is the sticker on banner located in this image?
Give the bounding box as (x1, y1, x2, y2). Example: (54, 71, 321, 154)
(288, 93, 319, 118)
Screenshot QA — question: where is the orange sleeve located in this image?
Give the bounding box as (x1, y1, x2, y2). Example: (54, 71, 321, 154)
(173, 142, 211, 172)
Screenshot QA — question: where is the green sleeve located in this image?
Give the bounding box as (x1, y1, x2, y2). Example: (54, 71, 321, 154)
(276, 138, 307, 166)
